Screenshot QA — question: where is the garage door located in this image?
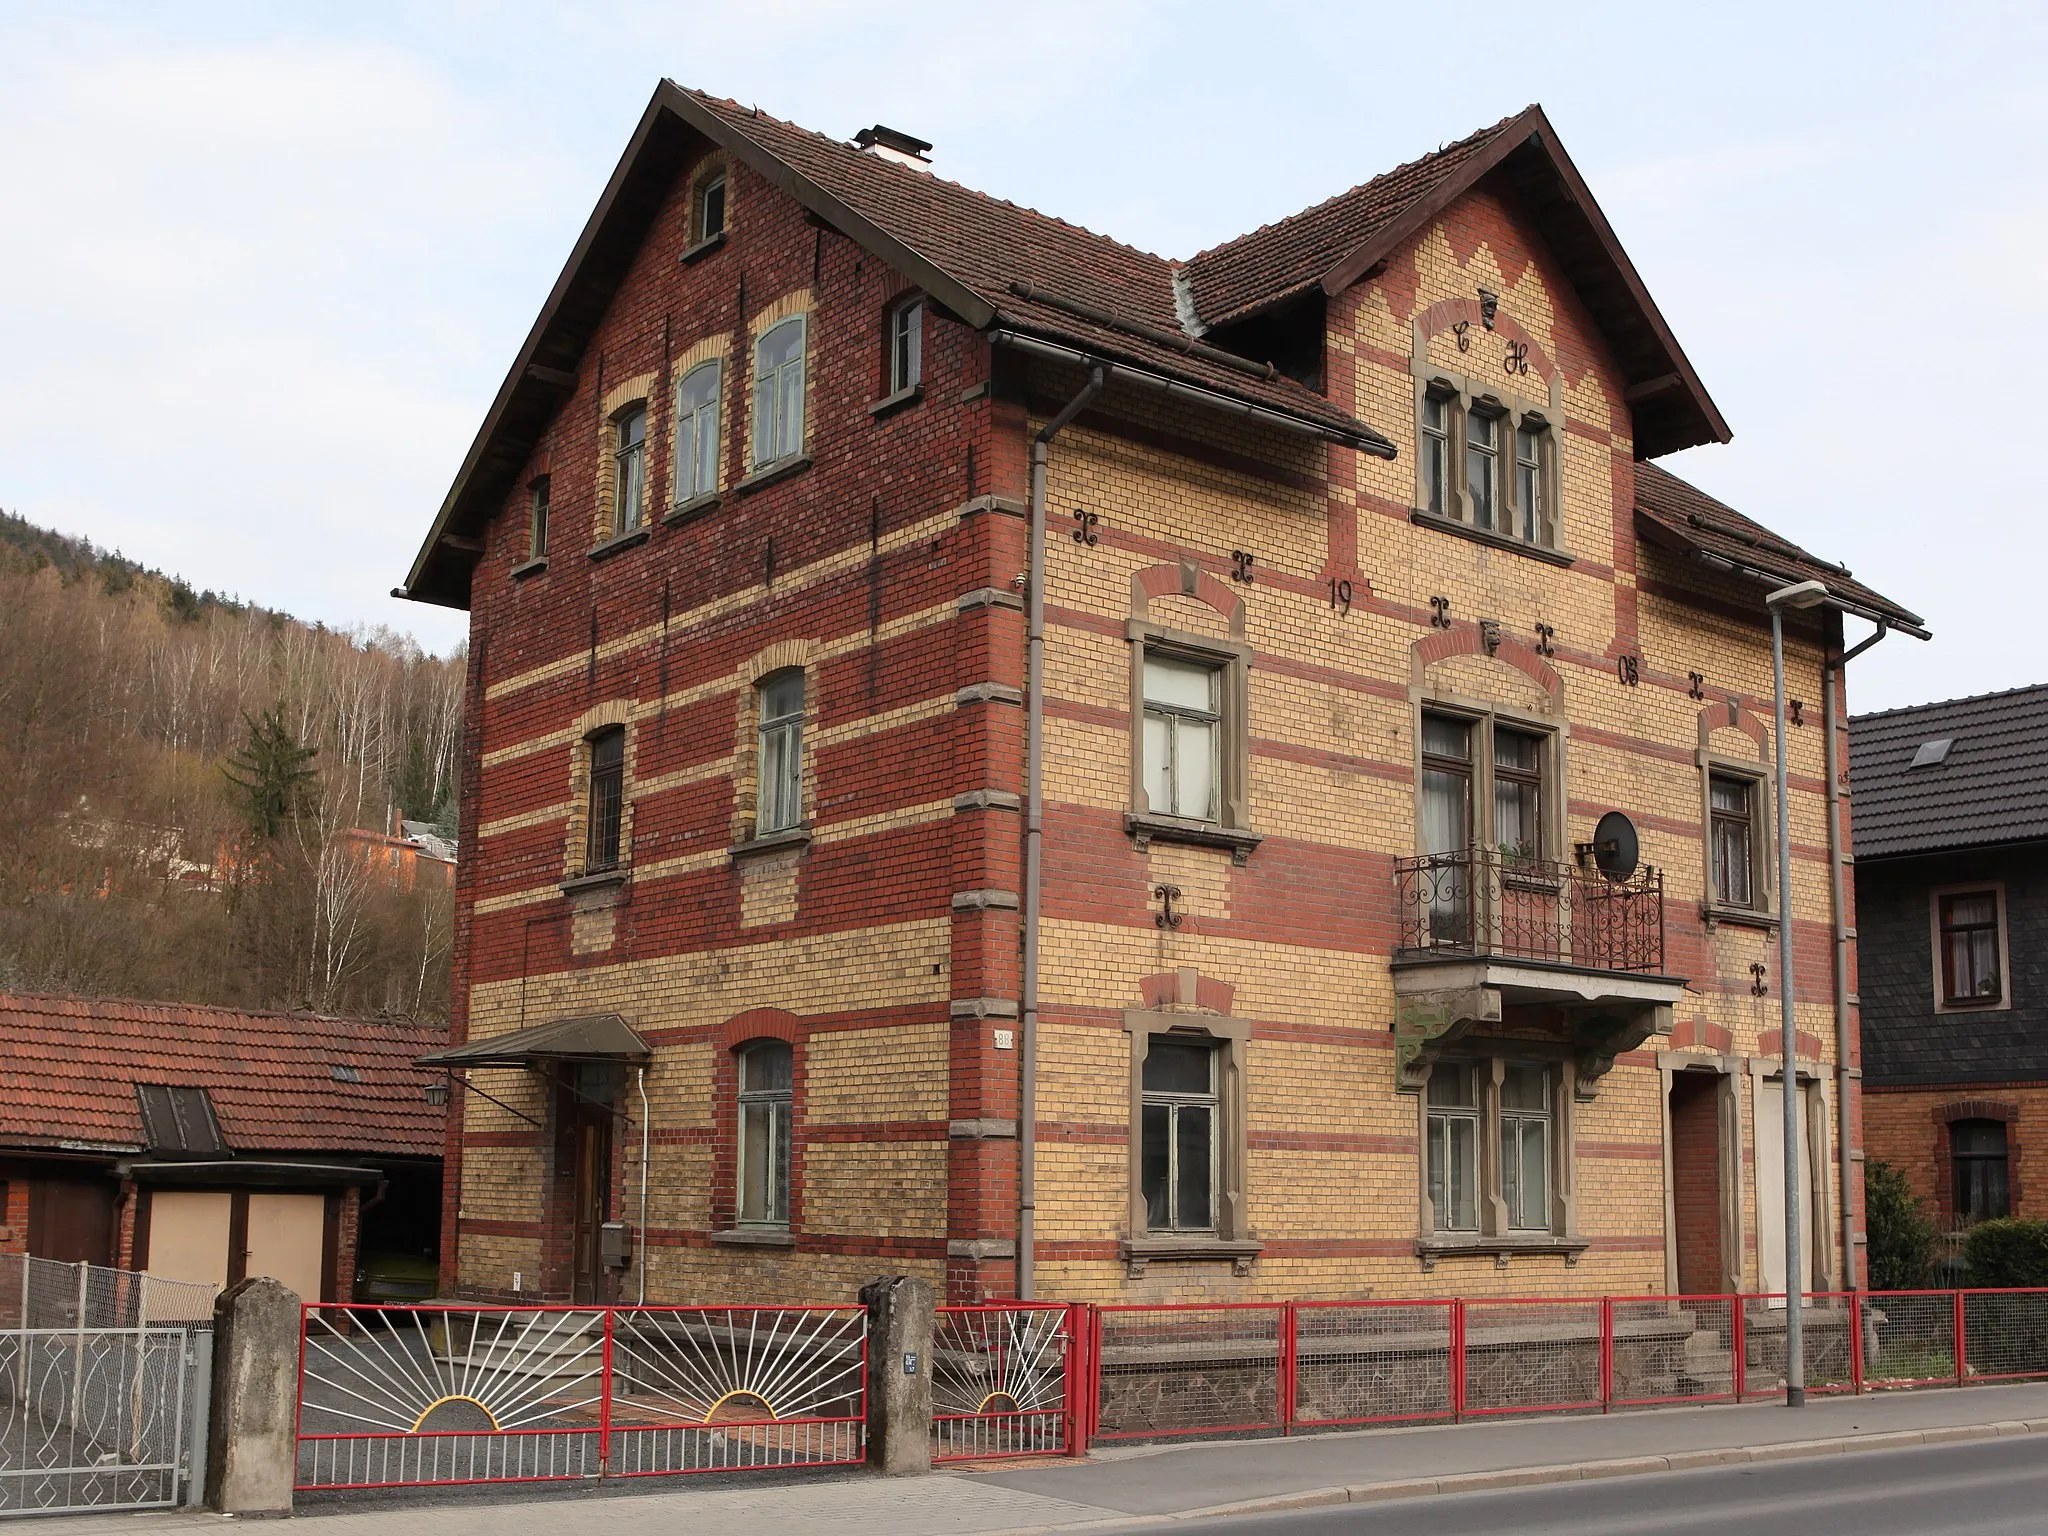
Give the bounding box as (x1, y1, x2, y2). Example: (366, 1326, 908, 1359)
(145, 1190, 234, 1289)
(246, 1193, 327, 1302)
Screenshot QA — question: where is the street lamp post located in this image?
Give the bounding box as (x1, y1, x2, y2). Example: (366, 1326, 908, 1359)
(1767, 578, 1830, 1407)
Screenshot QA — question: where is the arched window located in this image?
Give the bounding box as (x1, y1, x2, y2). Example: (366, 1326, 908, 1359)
(673, 361, 721, 507)
(755, 669, 804, 834)
(752, 316, 806, 467)
(1952, 1119, 2010, 1224)
(585, 727, 625, 870)
(612, 403, 648, 533)
(736, 1040, 792, 1227)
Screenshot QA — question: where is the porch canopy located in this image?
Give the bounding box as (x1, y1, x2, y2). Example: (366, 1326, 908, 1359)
(416, 1013, 652, 1068)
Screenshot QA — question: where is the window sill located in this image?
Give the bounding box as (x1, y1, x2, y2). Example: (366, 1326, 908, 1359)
(1415, 1235, 1588, 1271)
(588, 525, 651, 562)
(664, 491, 722, 527)
(710, 1228, 795, 1249)
(1702, 902, 1779, 933)
(559, 868, 628, 896)
(731, 825, 812, 859)
(1125, 812, 1263, 867)
(679, 230, 727, 264)
(868, 384, 923, 418)
(510, 556, 548, 581)
(1409, 509, 1574, 568)
(735, 454, 812, 495)
(1121, 1235, 1263, 1278)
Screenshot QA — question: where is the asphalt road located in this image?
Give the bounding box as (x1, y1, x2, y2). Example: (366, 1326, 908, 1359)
(1168, 1436, 2048, 1535)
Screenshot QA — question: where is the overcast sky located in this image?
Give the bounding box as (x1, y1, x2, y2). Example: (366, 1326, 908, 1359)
(2, 1, 2041, 711)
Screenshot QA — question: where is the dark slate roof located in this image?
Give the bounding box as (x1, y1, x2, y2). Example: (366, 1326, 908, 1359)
(0, 992, 448, 1158)
(1849, 685, 2048, 858)
(1634, 463, 1923, 632)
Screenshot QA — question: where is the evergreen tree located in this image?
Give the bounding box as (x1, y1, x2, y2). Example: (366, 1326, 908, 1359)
(222, 706, 318, 838)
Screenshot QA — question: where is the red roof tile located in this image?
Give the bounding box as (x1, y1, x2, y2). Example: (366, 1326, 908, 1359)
(0, 992, 447, 1159)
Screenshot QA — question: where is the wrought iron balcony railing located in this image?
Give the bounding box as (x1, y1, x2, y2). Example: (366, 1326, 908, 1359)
(1394, 846, 1666, 975)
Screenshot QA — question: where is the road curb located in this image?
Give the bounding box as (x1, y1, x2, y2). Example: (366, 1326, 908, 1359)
(978, 1416, 2048, 1532)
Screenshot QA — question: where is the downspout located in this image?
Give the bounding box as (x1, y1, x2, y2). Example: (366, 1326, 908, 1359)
(1823, 619, 1890, 1291)
(636, 1066, 650, 1305)
(1019, 362, 1107, 1300)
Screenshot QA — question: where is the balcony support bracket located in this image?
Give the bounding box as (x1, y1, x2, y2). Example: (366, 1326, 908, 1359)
(1569, 1002, 1675, 1100)
(1394, 985, 1503, 1093)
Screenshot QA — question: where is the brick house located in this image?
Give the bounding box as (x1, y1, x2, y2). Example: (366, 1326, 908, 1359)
(1855, 686, 2048, 1235)
(400, 86, 1925, 1306)
(0, 993, 445, 1303)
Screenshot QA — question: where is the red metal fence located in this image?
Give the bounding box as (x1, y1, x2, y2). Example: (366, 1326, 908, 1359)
(292, 1290, 2048, 1486)
(1072, 1289, 2048, 1446)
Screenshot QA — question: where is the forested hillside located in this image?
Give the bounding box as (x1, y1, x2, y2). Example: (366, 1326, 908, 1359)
(0, 511, 463, 1019)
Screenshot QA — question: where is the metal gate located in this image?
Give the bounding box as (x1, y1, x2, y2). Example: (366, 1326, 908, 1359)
(931, 1304, 1077, 1462)
(2, 1256, 215, 1516)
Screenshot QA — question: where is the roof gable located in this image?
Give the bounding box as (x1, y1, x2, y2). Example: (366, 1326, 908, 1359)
(1184, 106, 1729, 460)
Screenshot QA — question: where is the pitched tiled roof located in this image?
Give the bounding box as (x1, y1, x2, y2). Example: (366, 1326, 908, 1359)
(681, 91, 1386, 448)
(1183, 115, 1522, 328)
(1634, 462, 1924, 632)
(1849, 686, 2048, 859)
(0, 993, 447, 1159)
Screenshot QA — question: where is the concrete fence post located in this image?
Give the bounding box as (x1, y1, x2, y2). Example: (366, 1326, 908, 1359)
(206, 1277, 300, 1515)
(859, 1274, 933, 1474)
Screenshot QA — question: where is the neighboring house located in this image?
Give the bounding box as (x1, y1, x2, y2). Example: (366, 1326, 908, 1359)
(400, 86, 1924, 1307)
(1854, 686, 2048, 1235)
(0, 993, 446, 1303)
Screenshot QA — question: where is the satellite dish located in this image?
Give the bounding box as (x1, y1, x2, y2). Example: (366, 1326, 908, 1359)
(1590, 811, 1640, 882)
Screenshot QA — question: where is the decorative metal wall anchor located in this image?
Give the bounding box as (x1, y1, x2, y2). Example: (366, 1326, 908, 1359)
(1452, 319, 1472, 353)
(1688, 671, 1706, 701)
(1429, 595, 1453, 629)
(1788, 699, 1805, 726)
(1750, 962, 1769, 998)
(1153, 885, 1184, 929)
(1229, 550, 1255, 584)
(1533, 622, 1556, 658)
(1328, 577, 1354, 614)
(1503, 340, 1530, 376)
(1478, 618, 1502, 656)
(1615, 653, 1641, 687)
(1071, 508, 1098, 545)
(1478, 287, 1500, 329)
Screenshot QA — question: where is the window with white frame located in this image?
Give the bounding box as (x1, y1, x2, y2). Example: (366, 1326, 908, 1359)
(1140, 1037, 1218, 1232)
(755, 669, 805, 834)
(1420, 393, 1450, 517)
(1142, 652, 1222, 822)
(752, 316, 807, 467)
(1499, 1063, 1554, 1230)
(694, 170, 727, 244)
(889, 295, 923, 394)
(673, 361, 721, 506)
(736, 1040, 792, 1226)
(611, 404, 648, 534)
(1466, 408, 1501, 531)
(1426, 1062, 1481, 1232)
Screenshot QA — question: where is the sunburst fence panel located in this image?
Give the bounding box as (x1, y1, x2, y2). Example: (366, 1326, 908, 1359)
(295, 1303, 866, 1489)
(930, 1304, 1073, 1461)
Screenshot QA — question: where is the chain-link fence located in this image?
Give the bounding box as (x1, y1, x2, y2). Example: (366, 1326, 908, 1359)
(0, 1253, 217, 1332)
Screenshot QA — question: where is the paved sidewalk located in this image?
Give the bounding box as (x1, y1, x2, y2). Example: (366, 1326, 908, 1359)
(55, 1381, 2048, 1536)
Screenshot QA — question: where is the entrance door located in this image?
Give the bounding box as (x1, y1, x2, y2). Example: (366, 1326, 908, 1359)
(1668, 1072, 1726, 1296)
(28, 1179, 115, 1265)
(1756, 1077, 1816, 1301)
(568, 1107, 612, 1305)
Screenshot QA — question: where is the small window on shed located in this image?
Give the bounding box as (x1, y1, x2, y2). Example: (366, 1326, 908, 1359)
(133, 1084, 229, 1159)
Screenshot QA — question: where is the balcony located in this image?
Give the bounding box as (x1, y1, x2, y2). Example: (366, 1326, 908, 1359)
(1390, 846, 1683, 1099)
(1394, 846, 1666, 974)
